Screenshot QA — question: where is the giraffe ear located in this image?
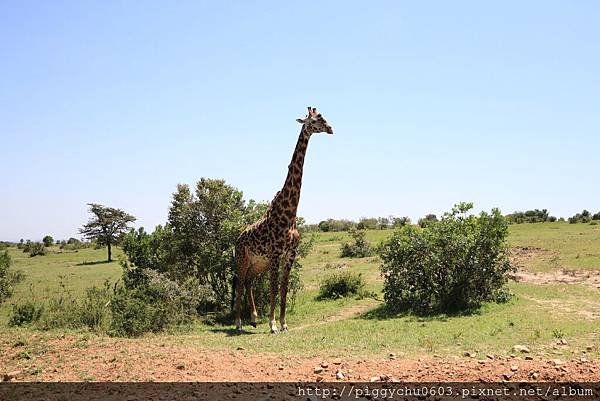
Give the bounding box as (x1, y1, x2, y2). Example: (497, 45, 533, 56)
(296, 118, 306, 124)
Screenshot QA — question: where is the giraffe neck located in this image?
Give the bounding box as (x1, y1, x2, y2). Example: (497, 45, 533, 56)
(273, 126, 311, 221)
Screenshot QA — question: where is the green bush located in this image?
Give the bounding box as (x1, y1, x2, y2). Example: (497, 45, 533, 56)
(318, 271, 366, 300)
(9, 301, 44, 326)
(0, 251, 24, 304)
(79, 285, 112, 331)
(29, 242, 47, 257)
(340, 228, 374, 258)
(418, 214, 438, 228)
(39, 296, 80, 330)
(109, 269, 202, 337)
(379, 202, 514, 315)
(569, 210, 592, 224)
(42, 235, 54, 247)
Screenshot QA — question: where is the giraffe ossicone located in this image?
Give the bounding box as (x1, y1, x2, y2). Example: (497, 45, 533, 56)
(233, 107, 334, 333)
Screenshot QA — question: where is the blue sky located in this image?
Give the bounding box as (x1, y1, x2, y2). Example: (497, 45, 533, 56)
(1, 1, 599, 241)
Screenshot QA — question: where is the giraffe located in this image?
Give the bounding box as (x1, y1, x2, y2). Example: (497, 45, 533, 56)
(234, 107, 334, 333)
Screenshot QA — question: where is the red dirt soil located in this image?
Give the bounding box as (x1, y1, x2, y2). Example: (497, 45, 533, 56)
(1, 336, 598, 382)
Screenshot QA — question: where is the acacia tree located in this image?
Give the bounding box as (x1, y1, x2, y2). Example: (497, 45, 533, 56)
(80, 203, 136, 261)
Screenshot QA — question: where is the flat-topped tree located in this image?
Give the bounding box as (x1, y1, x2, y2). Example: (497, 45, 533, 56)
(80, 203, 136, 262)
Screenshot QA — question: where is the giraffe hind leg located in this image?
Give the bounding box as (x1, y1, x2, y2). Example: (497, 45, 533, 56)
(245, 275, 258, 328)
(234, 246, 249, 331)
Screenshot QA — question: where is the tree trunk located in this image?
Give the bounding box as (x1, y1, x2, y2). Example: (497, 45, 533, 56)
(107, 242, 112, 262)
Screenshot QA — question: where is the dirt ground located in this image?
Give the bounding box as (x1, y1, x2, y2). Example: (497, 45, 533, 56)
(1, 335, 598, 382)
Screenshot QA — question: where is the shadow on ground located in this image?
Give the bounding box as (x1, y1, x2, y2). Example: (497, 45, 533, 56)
(76, 260, 112, 266)
(359, 303, 482, 321)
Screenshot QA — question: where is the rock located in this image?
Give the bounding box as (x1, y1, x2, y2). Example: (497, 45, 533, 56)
(389, 353, 396, 360)
(320, 362, 329, 368)
(175, 363, 185, 370)
(486, 354, 495, 360)
(3, 371, 22, 382)
(502, 373, 512, 381)
(315, 376, 323, 382)
(559, 339, 568, 345)
(379, 374, 390, 382)
(477, 360, 486, 364)
(531, 372, 539, 379)
(525, 356, 533, 360)
(510, 365, 519, 372)
(586, 345, 594, 351)
(333, 358, 342, 365)
(313, 367, 323, 374)
(370, 376, 380, 382)
(336, 370, 344, 380)
(236, 346, 246, 351)
(551, 359, 564, 366)
(512, 345, 530, 353)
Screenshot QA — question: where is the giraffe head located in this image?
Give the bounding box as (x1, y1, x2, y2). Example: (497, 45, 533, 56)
(296, 107, 334, 135)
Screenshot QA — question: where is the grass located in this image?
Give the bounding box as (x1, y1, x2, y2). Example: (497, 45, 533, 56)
(508, 221, 600, 272)
(1, 222, 599, 361)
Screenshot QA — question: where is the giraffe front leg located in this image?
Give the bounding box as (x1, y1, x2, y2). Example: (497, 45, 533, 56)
(279, 250, 296, 333)
(268, 261, 280, 334)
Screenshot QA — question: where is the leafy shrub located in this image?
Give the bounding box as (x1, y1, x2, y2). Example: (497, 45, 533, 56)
(593, 212, 600, 221)
(29, 242, 47, 257)
(9, 301, 44, 326)
(110, 269, 203, 337)
(340, 228, 374, 258)
(569, 210, 592, 224)
(39, 296, 80, 330)
(357, 217, 378, 230)
(318, 219, 355, 232)
(1, 251, 24, 304)
(318, 271, 366, 299)
(42, 235, 54, 247)
(392, 216, 411, 228)
(379, 202, 514, 315)
(506, 209, 552, 224)
(418, 214, 438, 228)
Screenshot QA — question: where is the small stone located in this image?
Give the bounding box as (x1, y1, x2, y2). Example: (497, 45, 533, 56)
(586, 345, 594, 351)
(379, 374, 389, 381)
(3, 370, 22, 382)
(370, 376, 380, 382)
(463, 351, 475, 358)
(486, 354, 495, 360)
(314, 367, 323, 374)
(320, 362, 329, 368)
(333, 358, 342, 365)
(336, 370, 344, 380)
(512, 345, 530, 353)
(316, 375, 323, 382)
(558, 339, 568, 345)
(531, 372, 539, 379)
(278, 366, 284, 370)
(510, 365, 519, 372)
(560, 366, 568, 373)
(551, 359, 564, 366)
(389, 353, 396, 360)
(502, 373, 512, 381)
(175, 363, 185, 370)
(477, 359, 486, 364)
(236, 346, 245, 351)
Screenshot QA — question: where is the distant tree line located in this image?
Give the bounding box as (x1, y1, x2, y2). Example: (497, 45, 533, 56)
(310, 216, 412, 232)
(569, 210, 600, 224)
(504, 208, 600, 224)
(505, 209, 556, 224)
